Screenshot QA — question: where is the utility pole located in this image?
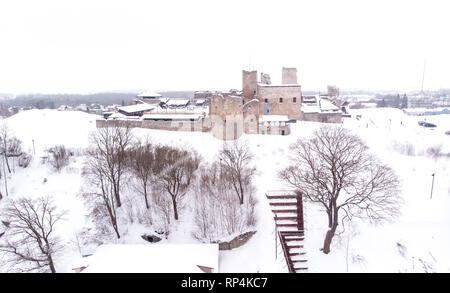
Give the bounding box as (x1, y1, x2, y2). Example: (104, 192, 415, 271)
(32, 139, 35, 155)
(421, 59, 426, 94)
(430, 173, 435, 199)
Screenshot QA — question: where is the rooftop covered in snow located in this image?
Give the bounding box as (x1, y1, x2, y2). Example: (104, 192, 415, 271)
(166, 99, 190, 107)
(137, 91, 162, 98)
(259, 115, 290, 122)
(142, 113, 204, 120)
(117, 103, 156, 114)
(82, 244, 219, 273)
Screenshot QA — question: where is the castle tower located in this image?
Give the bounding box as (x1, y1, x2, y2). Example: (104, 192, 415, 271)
(282, 67, 297, 84)
(242, 70, 257, 100)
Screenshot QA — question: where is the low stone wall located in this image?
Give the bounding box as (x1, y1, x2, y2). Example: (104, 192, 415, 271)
(218, 231, 257, 251)
(96, 119, 211, 132)
(259, 124, 290, 135)
(302, 112, 342, 123)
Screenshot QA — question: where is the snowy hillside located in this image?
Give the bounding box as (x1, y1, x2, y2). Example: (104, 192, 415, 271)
(0, 108, 449, 273)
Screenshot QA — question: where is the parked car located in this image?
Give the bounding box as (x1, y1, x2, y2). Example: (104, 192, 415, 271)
(423, 122, 437, 128)
(445, 130, 450, 135)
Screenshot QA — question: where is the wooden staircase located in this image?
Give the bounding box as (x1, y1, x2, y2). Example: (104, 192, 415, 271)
(266, 191, 308, 273)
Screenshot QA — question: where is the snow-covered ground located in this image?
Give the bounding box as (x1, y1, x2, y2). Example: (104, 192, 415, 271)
(1, 108, 449, 273)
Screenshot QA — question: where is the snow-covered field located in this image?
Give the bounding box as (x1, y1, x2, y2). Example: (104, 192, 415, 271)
(1, 108, 449, 273)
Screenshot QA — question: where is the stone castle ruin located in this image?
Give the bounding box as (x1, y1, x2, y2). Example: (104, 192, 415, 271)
(97, 67, 342, 140)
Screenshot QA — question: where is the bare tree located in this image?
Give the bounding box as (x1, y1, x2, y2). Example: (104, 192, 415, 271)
(82, 147, 121, 239)
(219, 140, 256, 205)
(193, 161, 257, 241)
(279, 126, 401, 254)
(0, 124, 13, 173)
(47, 145, 70, 172)
(159, 146, 200, 220)
(0, 196, 65, 273)
(89, 123, 133, 207)
(127, 139, 154, 209)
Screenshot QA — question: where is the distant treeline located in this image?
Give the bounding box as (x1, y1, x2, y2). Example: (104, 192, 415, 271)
(0, 91, 195, 109)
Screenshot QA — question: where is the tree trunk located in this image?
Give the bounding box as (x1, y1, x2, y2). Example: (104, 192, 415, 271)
(4, 154, 11, 173)
(322, 222, 338, 254)
(172, 197, 178, 220)
(47, 254, 56, 273)
(238, 180, 244, 205)
(323, 204, 339, 254)
(113, 223, 121, 239)
(113, 183, 121, 207)
(143, 184, 150, 209)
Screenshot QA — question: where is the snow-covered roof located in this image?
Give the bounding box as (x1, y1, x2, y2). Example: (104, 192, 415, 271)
(108, 112, 126, 119)
(82, 244, 219, 273)
(142, 113, 203, 120)
(137, 91, 162, 98)
(301, 104, 320, 113)
(319, 99, 340, 112)
(259, 115, 289, 122)
(195, 99, 206, 105)
(166, 99, 190, 106)
(159, 97, 169, 104)
(118, 104, 156, 113)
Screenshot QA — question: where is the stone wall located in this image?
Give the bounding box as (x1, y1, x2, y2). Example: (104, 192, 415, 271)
(302, 112, 343, 123)
(96, 118, 211, 132)
(259, 123, 290, 135)
(243, 99, 259, 135)
(257, 85, 302, 120)
(218, 231, 257, 250)
(242, 70, 257, 100)
(282, 67, 297, 84)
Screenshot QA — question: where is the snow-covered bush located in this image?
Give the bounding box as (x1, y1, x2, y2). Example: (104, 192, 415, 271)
(47, 145, 70, 172)
(390, 140, 416, 156)
(17, 153, 32, 168)
(426, 145, 442, 160)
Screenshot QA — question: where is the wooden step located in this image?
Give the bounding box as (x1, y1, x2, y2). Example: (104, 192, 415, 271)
(280, 231, 304, 236)
(272, 209, 297, 213)
(276, 223, 299, 228)
(288, 252, 306, 257)
(294, 267, 308, 271)
(286, 245, 303, 249)
(284, 238, 304, 242)
(266, 195, 297, 200)
(274, 216, 298, 221)
(291, 259, 307, 263)
(269, 202, 297, 206)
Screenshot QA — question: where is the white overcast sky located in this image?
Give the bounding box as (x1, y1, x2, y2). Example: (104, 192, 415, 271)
(1, 0, 449, 94)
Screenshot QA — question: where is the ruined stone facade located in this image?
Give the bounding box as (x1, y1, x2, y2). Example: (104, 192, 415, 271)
(209, 94, 246, 140)
(282, 67, 298, 84)
(257, 85, 302, 120)
(242, 70, 257, 101)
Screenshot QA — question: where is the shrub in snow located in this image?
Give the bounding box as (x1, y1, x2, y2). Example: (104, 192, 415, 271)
(390, 140, 416, 156)
(0, 123, 23, 173)
(425, 145, 442, 160)
(47, 145, 70, 172)
(192, 162, 257, 242)
(18, 153, 32, 168)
